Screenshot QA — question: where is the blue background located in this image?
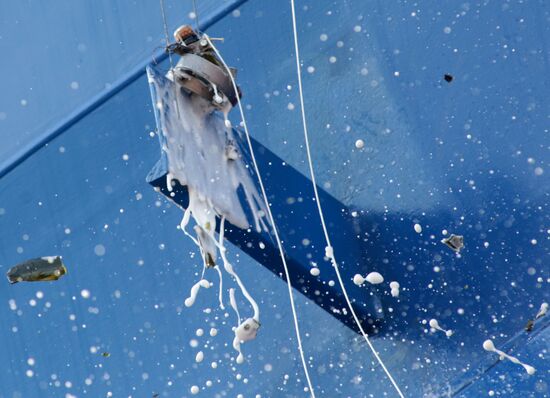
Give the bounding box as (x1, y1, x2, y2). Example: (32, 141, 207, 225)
(0, 1, 548, 397)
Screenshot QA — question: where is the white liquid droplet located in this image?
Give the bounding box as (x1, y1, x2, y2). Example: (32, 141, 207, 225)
(353, 274, 365, 286)
(365, 272, 384, 285)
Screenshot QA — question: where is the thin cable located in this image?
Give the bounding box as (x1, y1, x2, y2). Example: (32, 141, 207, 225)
(288, 1, 405, 397)
(204, 35, 316, 398)
(192, 0, 200, 33)
(159, 0, 175, 70)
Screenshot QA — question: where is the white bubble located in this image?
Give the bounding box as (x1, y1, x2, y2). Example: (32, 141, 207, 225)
(70, 81, 79, 90)
(329, 56, 337, 63)
(354, 25, 362, 32)
(534, 167, 543, 176)
(443, 26, 452, 34)
(287, 103, 295, 111)
(320, 34, 328, 41)
(190, 385, 199, 394)
(310, 268, 320, 276)
(94, 244, 106, 256)
(307, 66, 315, 73)
(81, 290, 91, 299)
(122, 154, 129, 161)
(195, 351, 204, 363)
(355, 139, 365, 149)
(414, 223, 422, 233)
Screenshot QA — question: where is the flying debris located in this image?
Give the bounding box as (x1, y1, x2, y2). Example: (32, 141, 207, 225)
(441, 234, 464, 253)
(6, 256, 67, 284)
(166, 25, 241, 110)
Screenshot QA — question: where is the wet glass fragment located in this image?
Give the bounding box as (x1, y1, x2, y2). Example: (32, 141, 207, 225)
(441, 234, 464, 252)
(6, 256, 67, 284)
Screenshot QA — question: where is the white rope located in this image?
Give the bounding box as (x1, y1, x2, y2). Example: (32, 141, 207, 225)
(288, 1, 405, 397)
(204, 35, 317, 398)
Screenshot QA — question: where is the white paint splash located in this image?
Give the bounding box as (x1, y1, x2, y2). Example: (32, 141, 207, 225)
(148, 66, 265, 360)
(429, 319, 453, 337)
(483, 339, 535, 375)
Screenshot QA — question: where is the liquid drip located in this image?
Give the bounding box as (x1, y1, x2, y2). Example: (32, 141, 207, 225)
(429, 319, 453, 337)
(483, 339, 535, 375)
(185, 279, 211, 307)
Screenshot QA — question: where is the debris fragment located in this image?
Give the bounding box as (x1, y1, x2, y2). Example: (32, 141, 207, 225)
(444, 74, 453, 83)
(524, 319, 534, 332)
(6, 256, 67, 284)
(102, 352, 110, 358)
(441, 234, 464, 253)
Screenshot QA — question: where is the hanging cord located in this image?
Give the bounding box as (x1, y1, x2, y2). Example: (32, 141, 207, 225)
(204, 35, 317, 398)
(288, 1, 405, 397)
(192, 0, 200, 33)
(159, 0, 175, 70)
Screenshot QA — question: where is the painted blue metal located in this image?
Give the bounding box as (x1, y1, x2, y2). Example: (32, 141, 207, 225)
(0, 0, 249, 180)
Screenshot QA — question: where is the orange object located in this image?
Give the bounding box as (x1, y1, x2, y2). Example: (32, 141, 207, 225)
(173, 25, 195, 42)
